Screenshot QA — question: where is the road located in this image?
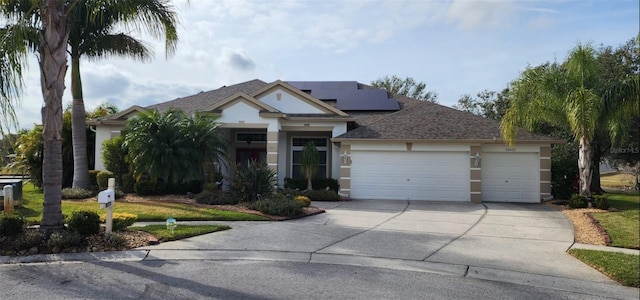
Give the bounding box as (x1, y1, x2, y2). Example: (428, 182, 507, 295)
(0, 260, 633, 299)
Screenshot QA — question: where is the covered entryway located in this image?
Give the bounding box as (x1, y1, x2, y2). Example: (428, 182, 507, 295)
(481, 152, 539, 202)
(349, 151, 470, 201)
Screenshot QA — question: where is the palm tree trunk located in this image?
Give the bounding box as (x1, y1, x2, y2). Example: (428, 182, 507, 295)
(590, 143, 604, 195)
(577, 136, 592, 198)
(70, 52, 90, 188)
(39, 0, 68, 233)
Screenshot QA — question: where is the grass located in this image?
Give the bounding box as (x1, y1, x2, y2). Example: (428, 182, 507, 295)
(568, 249, 639, 287)
(600, 172, 637, 189)
(14, 182, 269, 224)
(135, 224, 231, 242)
(590, 191, 639, 249)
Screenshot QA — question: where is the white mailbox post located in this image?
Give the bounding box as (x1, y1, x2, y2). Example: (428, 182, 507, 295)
(97, 178, 116, 236)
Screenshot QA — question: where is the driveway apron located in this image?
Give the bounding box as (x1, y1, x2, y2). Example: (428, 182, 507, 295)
(140, 200, 613, 284)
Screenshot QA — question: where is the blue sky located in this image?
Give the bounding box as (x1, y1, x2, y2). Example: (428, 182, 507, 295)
(11, 0, 639, 130)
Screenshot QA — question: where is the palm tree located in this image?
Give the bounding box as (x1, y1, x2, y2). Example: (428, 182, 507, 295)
(300, 142, 318, 191)
(1, 0, 69, 232)
(68, 0, 178, 189)
(124, 109, 225, 186)
(502, 43, 639, 198)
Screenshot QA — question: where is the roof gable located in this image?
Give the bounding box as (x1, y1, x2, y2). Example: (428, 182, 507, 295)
(108, 105, 146, 120)
(205, 92, 279, 113)
(252, 80, 349, 116)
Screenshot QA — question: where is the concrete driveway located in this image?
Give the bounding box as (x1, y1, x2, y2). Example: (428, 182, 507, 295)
(138, 200, 614, 285)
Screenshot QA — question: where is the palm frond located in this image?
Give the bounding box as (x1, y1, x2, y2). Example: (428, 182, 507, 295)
(83, 33, 153, 61)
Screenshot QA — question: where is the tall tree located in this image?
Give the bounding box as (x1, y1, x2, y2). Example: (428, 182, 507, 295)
(68, 0, 178, 189)
(454, 88, 510, 120)
(502, 43, 639, 198)
(371, 75, 438, 102)
(1, 0, 69, 232)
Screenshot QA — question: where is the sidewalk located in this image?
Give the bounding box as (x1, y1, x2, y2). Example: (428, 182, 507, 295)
(569, 243, 640, 255)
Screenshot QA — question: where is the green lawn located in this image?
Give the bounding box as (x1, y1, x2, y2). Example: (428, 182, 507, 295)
(600, 172, 637, 189)
(14, 183, 269, 224)
(135, 224, 231, 242)
(590, 191, 639, 249)
(568, 249, 639, 287)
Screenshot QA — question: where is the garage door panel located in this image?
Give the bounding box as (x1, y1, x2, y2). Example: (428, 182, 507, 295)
(350, 151, 469, 201)
(482, 152, 539, 203)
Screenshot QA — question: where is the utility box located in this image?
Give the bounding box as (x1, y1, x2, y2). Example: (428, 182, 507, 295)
(0, 179, 22, 207)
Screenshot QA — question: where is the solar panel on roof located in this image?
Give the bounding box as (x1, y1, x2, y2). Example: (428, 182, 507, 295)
(287, 81, 400, 111)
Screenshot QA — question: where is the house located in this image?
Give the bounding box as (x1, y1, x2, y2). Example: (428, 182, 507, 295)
(89, 79, 562, 203)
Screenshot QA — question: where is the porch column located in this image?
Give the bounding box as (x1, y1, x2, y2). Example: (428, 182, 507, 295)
(266, 131, 279, 174)
(339, 143, 351, 198)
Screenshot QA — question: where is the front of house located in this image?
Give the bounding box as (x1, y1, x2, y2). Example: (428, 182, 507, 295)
(89, 79, 562, 203)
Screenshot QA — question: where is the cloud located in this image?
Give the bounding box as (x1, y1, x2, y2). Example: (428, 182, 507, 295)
(446, 0, 517, 29)
(222, 49, 256, 71)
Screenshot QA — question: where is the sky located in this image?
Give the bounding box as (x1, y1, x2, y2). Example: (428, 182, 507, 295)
(9, 0, 640, 130)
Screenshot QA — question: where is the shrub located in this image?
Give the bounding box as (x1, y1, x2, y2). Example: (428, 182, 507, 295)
(105, 233, 127, 248)
(302, 189, 341, 201)
(194, 190, 238, 205)
(121, 173, 135, 193)
(0, 212, 24, 237)
(11, 230, 44, 251)
(101, 213, 138, 232)
(551, 142, 578, 199)
(230, 160, 276, 202)
(134, 179, 166, 196)
(568, 194, 589, 209)
(592, 195, 609, 210)
(102, 136, 130, 182)
(284, 177, 340, 192)
(47, 230, 86, 251)
(61, 188, 97, 199)
(168, 180, 203, 195)
(88, 170, 100, 187)
(294, 195, 311, 207)
(250, 196, 303, 217)
(97, 170, 114, 190)
(203, 183, 218, 192)
(67, 211, 101, 235)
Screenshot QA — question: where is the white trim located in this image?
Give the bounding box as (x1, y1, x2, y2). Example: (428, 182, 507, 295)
(340, 165, 351, 169)
(341, 177, 351, 180)
(470, 167, 481, 171)
(470, 192, 482, 195)
(540, 157, 551, 160)
(267, 152, 278, 155)
(267, 163, 277, 166)
(470, 179, 481, 183)
(340, 188, 351, 191)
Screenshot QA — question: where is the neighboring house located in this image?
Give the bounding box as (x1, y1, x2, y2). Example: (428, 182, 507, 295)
(88, 79, 563, 203)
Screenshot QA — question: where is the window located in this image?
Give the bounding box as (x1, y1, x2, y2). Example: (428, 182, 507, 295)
(291, 137, 328, 179)
(236, 133, 267, 144)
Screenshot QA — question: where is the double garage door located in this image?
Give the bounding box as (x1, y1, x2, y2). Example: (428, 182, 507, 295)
(349, 150, 540, 203)
(350, 151, 470, 201)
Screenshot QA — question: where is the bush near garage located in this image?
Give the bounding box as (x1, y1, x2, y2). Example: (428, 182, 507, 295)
(302, 189, 341, 201)
(250, 195, 303, 217)
(568, 194, 589, 209)
(67, 211, 101, 235)
(284, 177, 340, 192)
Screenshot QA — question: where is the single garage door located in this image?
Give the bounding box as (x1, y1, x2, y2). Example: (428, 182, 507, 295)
(350, 151, 469, 201)
(481, 152, 539, 202)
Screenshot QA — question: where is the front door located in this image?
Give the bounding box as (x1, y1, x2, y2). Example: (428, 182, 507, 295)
(236, 148, 267, 166)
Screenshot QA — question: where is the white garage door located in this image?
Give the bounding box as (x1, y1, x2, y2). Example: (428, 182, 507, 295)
(481, 152, 539, 203)
(350, 151, 469, 201)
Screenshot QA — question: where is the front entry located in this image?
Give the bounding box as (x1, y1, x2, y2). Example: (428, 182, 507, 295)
(236, 148, 267, 165)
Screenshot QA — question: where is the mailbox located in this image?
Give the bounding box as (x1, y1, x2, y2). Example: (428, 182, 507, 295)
(98, 189, 114, 208)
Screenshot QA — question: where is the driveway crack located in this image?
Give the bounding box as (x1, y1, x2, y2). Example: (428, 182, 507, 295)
(312, 201, 411, 254)
(422, 203, 488, 261)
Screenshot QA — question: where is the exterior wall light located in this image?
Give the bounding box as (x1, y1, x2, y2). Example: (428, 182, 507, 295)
(474, 152, 481, 167)
(342, 150, 349, 164)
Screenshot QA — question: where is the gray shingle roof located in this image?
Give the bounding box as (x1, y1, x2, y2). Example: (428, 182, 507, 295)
(335, 100, 560, 142)
(144, 79, 269, 115)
